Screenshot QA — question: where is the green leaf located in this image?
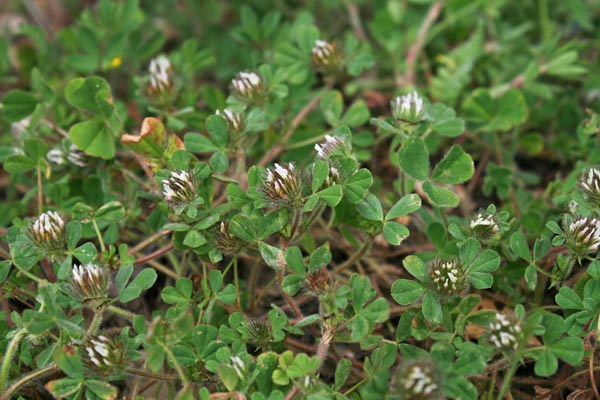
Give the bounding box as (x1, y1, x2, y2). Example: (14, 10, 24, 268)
(229, 215, 257, 242)
(1, 89, 38, 122)
(386, 193, 422, 220)
(183, 229, 207, 248)
(321, 90, 343, 126)
(461, 88, 528, 132)
(72, 242, 97, 264)
(3, 154, 36, 173)
(184, 132, 219, 153)
(431, 145, 474, 184)
(468, 249, 500, 273)
(309, 245, 332, 269)
(85, 380, 118, 400)
(356, 193, 384, 221)
(550, 337, 583, 365)
(427, 103, 465, 137)
(422, 291, 443, 324)
(311, 160, 329, 192)
(7, 227, 40, 269)
(118, 268, 158, 303)
(45, 378, 82, 398)
(205, 115, 229, 148)
(350, 314, 370, 341)
(525, 264, 537, 290)
(403, 255, 429, 283)
(534, 349, 558, 377)
(510, 231, 532, 262)
(259, 241, 284, 269)
(351, 274, 372, 312)
(317, 184, 343, 206)
(65, 76, 113, 116)
(334, 358, 352, 390)
(346, 168, 373, 203)
(24, 138, 48, 162)
(391, 279, 425, 304)
(66, 221, 82, 250)
(285, 246, 305, 276)
(555, 286, 583, 310)
(121, 117, 167, 159)
(383, 221, 410, 245)
(421, 181, 459, 208)
(0, 260, 10, 284)
(362, 298, 389, 323)
(217, 364, 239, 392)
(161, 278, 193, 305)
(95, 201, 125, 222)
(53, 346, 84, 378)
(398, 136, 429, 180)
(341, 100, 370, 127)
(69, 119, 115, 159)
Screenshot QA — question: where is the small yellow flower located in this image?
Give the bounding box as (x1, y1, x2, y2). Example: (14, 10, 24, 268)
(110, 56, 122, 68)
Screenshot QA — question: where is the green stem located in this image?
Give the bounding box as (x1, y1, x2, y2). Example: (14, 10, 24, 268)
(36, 166, 43, 215)
(0, 330, 27, 393)
(15, 264, 44, 284)
(0, 362, 60, 400)
(92, 219, 106, 253)
(125, 368, 181, 382)
(86, 309, 105, 336)
(108, 305, 136, 321)
(495, 359, 519, 400)
(343, 378, 367, 396)
(160, 342, 189, 386)
(284, 134, 326, 151)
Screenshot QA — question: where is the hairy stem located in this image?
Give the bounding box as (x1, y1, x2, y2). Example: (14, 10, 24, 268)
(334, 236, 374, 274)
(0, 329, 27, 394)
(0, 362, 60, 400)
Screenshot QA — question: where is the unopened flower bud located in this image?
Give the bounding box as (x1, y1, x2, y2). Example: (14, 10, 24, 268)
(71, 263, 110, 308)
(83, 334, 131, 375)
(488, 313, 521, 351)
(162, 170, 196, 209)
(11, 116, 31, 138)
(239, 319, 271, 350)
(216, 108, 245, 137)
(580, 167, 600, 206)
(30, 211, 66, 255)
(391, 361, 440, 400)
(469, 211, 500, 240)
(311, 40, 339, 71)
(148, 55, 172, 92)
(429, 259, 468, 298)
(214, 221, 246, 255)
(565, 216, 600, 258)
(231, 71, 263, 102)
(262, 163, 304, 207)
(391, 91, 426, 123)
(306, 267, 332, 296)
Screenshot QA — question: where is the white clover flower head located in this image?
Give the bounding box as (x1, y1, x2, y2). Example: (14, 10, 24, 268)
(262, 162, 303, 207)
(11, 115, 32, 138)
(83, 334, 131, 373)
(566, 216, 600, 257)
(580, 167, 600, 204)
(216, 108, 245, 134)
(489, 313, 521, 351)
(391, 91, 426, 123)
(162, 170, 196, 209)
(397, 362, 439, 398)
(30, 211, 66, 253)
(47, 148, 66, 165)
(214, 221, 246, 255)
(86, 336, 111, 367)
(71, 263, 109, 308)
(314, 134, 347, 159)
(231, 71, 263, 100)
(430, 259, 467, 297)
(67, 144, 89, 167)
(149, 55, 172, 91)
(469, 211, 500, 240)
(311, 39, 337, 68)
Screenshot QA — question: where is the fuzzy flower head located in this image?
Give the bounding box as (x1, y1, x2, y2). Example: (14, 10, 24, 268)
(30, 211, 66, 255)
(162, 170, 196, 209)
(390, 360, 441, 400)
(488, 313, 522, 352)
(565, 216, 600, 259)
(306, 267, 333, 296)
(216, 108, 245, 139)
(580, 167, 600, 206)
(240, 318, 271, 350)
(148, 55, 172, 92)
(469, 211, 500, 240)
(429, 259, 468, 298)
(71, 263, 110, 309)
(231, 71, 264, 102)
(67, 144, 90, 167)
(391, 91, 426, 123)
(311, 39, 339, 71)
(83, 334, 132, 375)
(314, 134, 350, 160)
(261, 163, 304, 207)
